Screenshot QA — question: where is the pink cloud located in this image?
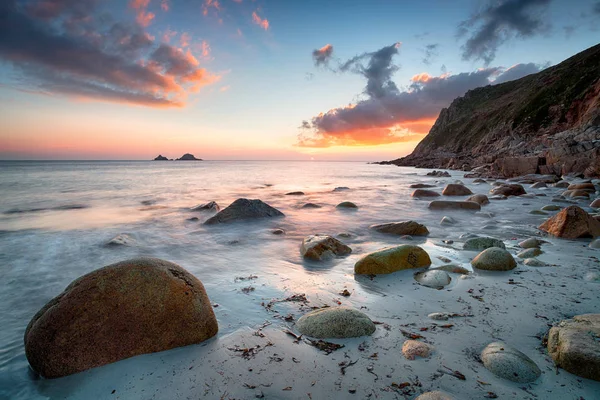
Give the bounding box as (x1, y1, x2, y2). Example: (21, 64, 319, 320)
(161, 0, 169, 11)
(180, 32, 191, 47)
(252, 11, 269, 30)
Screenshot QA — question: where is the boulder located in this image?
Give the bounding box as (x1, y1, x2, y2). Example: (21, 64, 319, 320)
(369, 221, 429, 236)
(412, 189, 440, 197)
(591, 198, 600, 208)
(530, 210, 548, 215)
(402, 340, 434, 360)
(530, 182, 547, 189)
(427, 170, 450, 177)
(539, 205, 600, 238)
(466, 194, 490, 205)
(354, 245, 431, 275)
(336, 201, 358, 209)
(106, 233, 135, 246)
(463, 237, 506, 251)
(517, 248, 543, 258)
(554, 180, 570, 188)
(24, 258, 218, 378)
(414, 270, 451, 288)
(191, 201, 220, 212)
(440, 216, 457, 226)
(590, 239, 600, 248)
(409, 183, 436, 188)
(300, 235, 352, 261)
(547, 314, 600, 381)
(471, 248, 516, 271)
(562, 189, 590, 198)
(295, 307, 375, 338)
(415, 391, 454, 400)
(481, 342, 541, 383)
(518, 237, 543, 248)
(542, 205, 562, 211)
(489, 184, 526, 197)
(301, 203, 322, 209)
(442, 184, 473, 196)
(285, 191, 305, 196)
(524, 258, 548, 267)
(567, 183, 595, 192)
(204, 198, 284, 224)
(428, 201, 481, 211)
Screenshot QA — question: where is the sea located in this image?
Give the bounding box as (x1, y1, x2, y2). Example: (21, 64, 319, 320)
(0, 160, 587, 399)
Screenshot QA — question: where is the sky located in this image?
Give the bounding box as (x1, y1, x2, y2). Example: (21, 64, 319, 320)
(0, 0, 598, 161)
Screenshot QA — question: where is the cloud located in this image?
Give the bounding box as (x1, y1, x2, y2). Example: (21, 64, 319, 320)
(492, 62, 546, 84)
(422, 43, 439, 65)
(312, 44, 333, 66)
(161, 0, 169, 12)
(0, 0, 218, 107)
(298, 43, 543, 148)
(202, 0, 221, 16)
(252, 11, 269, 30)
(458, 0, 552, 65)
(129, 0, 155, 27)
(180, 32, 191, 47)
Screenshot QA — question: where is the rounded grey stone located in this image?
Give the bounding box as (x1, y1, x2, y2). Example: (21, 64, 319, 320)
(414, 270, 451, 288)
(463, 237, 506, 251)
(481, 342, 541, 383)
(296, 307, 376, 339)
(471, 248, 516, 271)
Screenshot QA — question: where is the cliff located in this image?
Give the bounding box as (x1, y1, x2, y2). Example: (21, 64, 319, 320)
(387, 43, 600, 177)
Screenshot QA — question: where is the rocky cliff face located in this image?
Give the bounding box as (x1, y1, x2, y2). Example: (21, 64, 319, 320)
(388, 43, 600, 178)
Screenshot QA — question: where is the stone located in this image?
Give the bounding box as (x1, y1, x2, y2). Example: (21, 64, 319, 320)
(409, 183, 436, 188)
(531, 182, 547, 189)
(547, 314, 600, 381)
(492, 156, 540, 178)
(300, 235, 352, 261)
(411, 189, 440, 197)
(301, 202, 322, 209)
(24, 258, 218, 378)
(354, 245, 431, 275)
(440, 216, 457, 226)
(590, 239, 600, 248)
(271, 229, 285, 235)
(428, 201, 481, 211)
(415, 391, 454, 400)
(463, 237, 506, 250)
(106, 234, 135, 246)
(430, 265, 470, 275)
(591, 199, 600, 208)
(529, 210, 548, 215)
(473, 178, 487, 184)
(336, 201, 358, 209)
(442, 184, 473, 196)
(187, 217, 199, 222)
(414, 270, 451, 288)
(585, 272, 600, 281)
(567, 183, 595, 192)
(518, 238, 543, 248)
(554, 180, 570, 188)
(542, 205, 562, 211)
(370, 221, 429, 236)
(562, 189, 590, 198)
(402, 340, 434, 360)
(517, 248, 543, 258)
(475, 211, 495, 218)
(471, 248, 516, 271)
(333, 186, 350, 192)
(489, 195, 508, 200)
(191, 201, 220, 212)
(295, 307, 376, 339)
(428, 313, 450, 321)
(489, 184, 526, 197)
(427, 170, 450, 177)
(466, 194, 490, 205)
(337, 232, 353, 238)
(481, 342, 541, 383)
(204, 199, 284, 224)
(539, 206, 600, 238)
(285, 191, 304, 196)
(524, 258, 548, 267)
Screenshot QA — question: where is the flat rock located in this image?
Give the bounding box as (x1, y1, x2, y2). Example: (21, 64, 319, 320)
(481, 342, 541, 383)
(415, 391, 454, 400)
(489, 184, 526, 197)
(336, 201, 358, 209)
(471, 248, 516, 271)
(518, 237, 543, 248)
(106, 233, 135, 246)
(428, 200, 481, 211)
(301, 203, 322, 209)
(430, 265, 470, 274)
(24, 258, 218, 378)
(409, 183, 436, 188)
(402, 340, 434, 360)
(567, 183, 595, 192)
(524, 258, 548, 267)
(354, 245, 431, 275)
(414, 270, 451, 288)
(295, 307, 375, 338)
(427, 170, 450, 177)
(442, 184, 473, 196)
(562, 189, 590, 198)
(300, 235, 351, 261)
(466, 194, 490, 205)
(463, 237, 506, 250)
(539, 205, 600, 238)
(517, 248, 542, 258)
(542, 205, 562, 211)
(205, 199, 284, 224)
(412, 189, 440, 197)
(191, 201, 220, 212)
(547, 314, 600, 381)
(333, 186, 350, 191)
(531, 182, 547, 189)
(285, 191, 305, 196)
(370, 221, 429, 236)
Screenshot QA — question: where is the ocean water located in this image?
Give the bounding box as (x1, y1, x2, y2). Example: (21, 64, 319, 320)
(0, 160, 597, 399)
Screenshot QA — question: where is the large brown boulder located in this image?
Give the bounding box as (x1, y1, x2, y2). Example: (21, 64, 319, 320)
(354, 245, 431, 274)
(466, 194, 490, 205)
(369, 221, 429, 236)
(567, 183, 595, 192)
(547, 314, 600, 381)
(539, 205, 600, 238)
(24, 258, 218, 378)
(489, 184, 526, 196)
(300, 235, 352, 261)
(204, 198, 284, 224)
(442, 184, 473, 196)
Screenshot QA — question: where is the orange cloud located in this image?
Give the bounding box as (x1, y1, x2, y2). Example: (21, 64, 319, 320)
(180, 32, 191, 47)
(411, 72, 432, 83)
(129, 0, 155, 27)
(252, 11, 269, 30)
(297, 125, 428, 148)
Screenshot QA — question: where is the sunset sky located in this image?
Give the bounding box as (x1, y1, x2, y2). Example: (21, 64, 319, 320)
(0, 0, 599, 160)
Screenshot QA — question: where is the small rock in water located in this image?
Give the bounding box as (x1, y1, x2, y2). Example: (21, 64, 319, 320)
(204, 199, 284, 224)
(333, 186, 350, 192)
(442, 184, 473, 196)
(336, 201, 358, 209)
(531, 182, 547, 189)
(463, 237, 505, 250)
(337, 232, 353, 238)
(285, 191, 305, 196)
(271, 229, 285, 235)
(428, 312, 450, 321)
(300, 235, 351, 261)
(529, 210, 548, 215)
(489, 195, 508, 200)
(414, 270, 451, 288)
(296, 307, 376, 338)
(590, 239, 600, 249)
(409, 183, 436, 188)
(190, 201, 220, 212)
(518, 237, 543, 248)
(106, 234, 135, 247)
(541, 205, 562, 211)
(428, 200, 481, 211)
(301, 203, 322, 209)
(427, 170, 451, 177)
(412, 189, 440, 198)
(517, 248, 543, 258)
(471, 248, 516, 271)
(402, 340, 434, 360)
(481, 342, 541, 383)
(489, 184, 526, 197)
(553, 180, 570, 188)
(524, 258, 548, 267)
(370, 221, 429, 236)
(354, 245, 431, 275)
(482, 224, 498, 230)
(400, 235, 413, 240)
(591, 198, 600, 208)
(415, 391, 454, 400)
(459, 233, 477, 239)
(187, 217, 199, 222)
(440, 216, 456, 226)
(466, 194, 490, 205)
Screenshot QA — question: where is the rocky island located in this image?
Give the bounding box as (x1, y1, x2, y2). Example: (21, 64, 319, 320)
(176, 153, 202, 161)
(383, 43, 600, 178)
(153, 154, 169, 161)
